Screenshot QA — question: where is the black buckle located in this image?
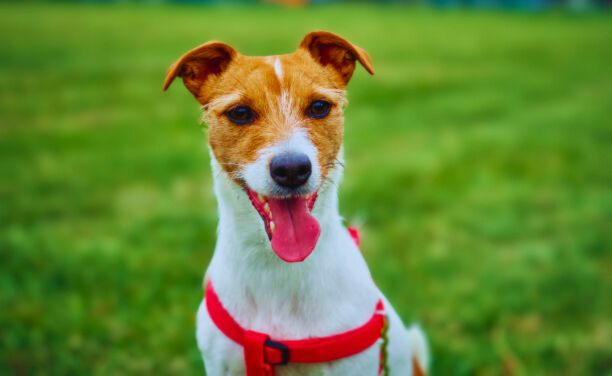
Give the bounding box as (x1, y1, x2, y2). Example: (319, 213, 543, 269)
(264, 338, 290, 366)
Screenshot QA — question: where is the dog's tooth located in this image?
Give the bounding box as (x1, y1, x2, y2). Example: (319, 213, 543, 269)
(264, 202, 270, 214)
(258, 193, 265, 202)
(270, 221, 275, 233)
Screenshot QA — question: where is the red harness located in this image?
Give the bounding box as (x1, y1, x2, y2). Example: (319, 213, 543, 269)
(204, 228, 388, 375)
(205, 282, 386, 376)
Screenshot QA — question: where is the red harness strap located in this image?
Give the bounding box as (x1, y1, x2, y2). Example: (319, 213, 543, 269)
(205, 282, 386, 376)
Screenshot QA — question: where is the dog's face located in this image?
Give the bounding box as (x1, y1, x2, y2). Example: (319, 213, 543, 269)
(164, 31, 373, 263)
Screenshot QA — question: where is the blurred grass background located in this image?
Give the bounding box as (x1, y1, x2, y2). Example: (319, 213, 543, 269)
(1, 3, 611, 375)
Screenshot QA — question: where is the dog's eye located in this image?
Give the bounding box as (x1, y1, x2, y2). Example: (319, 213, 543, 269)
(306, 100, 332, 119)
(226, 106, 255, 125)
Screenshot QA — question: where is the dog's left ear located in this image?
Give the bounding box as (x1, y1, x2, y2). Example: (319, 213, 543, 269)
(299, 31, 374, 84)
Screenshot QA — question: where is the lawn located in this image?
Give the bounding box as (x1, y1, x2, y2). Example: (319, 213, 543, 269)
(0, 3, 611, 375)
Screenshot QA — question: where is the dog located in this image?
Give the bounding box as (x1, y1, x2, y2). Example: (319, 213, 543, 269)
(164, 31, 429, 376)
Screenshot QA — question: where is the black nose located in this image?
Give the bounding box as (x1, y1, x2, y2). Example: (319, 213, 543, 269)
(270, 153, 312, 189)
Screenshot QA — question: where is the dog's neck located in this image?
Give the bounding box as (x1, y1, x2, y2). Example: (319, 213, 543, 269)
(205, 155, 379, 338)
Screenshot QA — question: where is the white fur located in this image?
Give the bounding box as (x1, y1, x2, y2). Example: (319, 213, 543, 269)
(274, 57, 283, 80)
(196, 148, 429, 375)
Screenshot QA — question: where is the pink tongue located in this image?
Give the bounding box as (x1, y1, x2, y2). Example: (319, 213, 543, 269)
(268, 196, 321, 263)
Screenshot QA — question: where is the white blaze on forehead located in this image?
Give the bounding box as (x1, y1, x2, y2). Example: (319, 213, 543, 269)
(274, 57, 283, 80)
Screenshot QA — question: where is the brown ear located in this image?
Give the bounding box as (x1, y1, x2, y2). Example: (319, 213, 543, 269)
(163, 41, 237, 97)
(299, 31, 374, 84)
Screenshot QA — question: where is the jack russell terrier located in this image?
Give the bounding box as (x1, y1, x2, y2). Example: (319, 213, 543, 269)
(164, 31, 429, 376)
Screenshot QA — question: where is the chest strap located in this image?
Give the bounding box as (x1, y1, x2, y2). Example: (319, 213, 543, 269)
(205, 281, 386, 376)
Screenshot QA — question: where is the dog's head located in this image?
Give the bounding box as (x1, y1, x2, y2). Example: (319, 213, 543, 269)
(164, 31, 373, 263)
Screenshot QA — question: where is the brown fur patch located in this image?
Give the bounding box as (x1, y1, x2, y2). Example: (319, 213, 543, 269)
(413, 356, 427, 376)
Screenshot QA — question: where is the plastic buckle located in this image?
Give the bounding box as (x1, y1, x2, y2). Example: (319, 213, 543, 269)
(264, 338, 290, 366)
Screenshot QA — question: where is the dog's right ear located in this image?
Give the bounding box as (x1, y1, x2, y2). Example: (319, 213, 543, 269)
(163, 41, 237, 97)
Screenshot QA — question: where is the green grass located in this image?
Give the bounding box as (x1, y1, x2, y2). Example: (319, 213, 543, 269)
(1, 3, 611, 375)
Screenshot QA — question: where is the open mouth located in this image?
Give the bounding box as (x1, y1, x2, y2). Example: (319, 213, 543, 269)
(246, 189, 320, 263)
